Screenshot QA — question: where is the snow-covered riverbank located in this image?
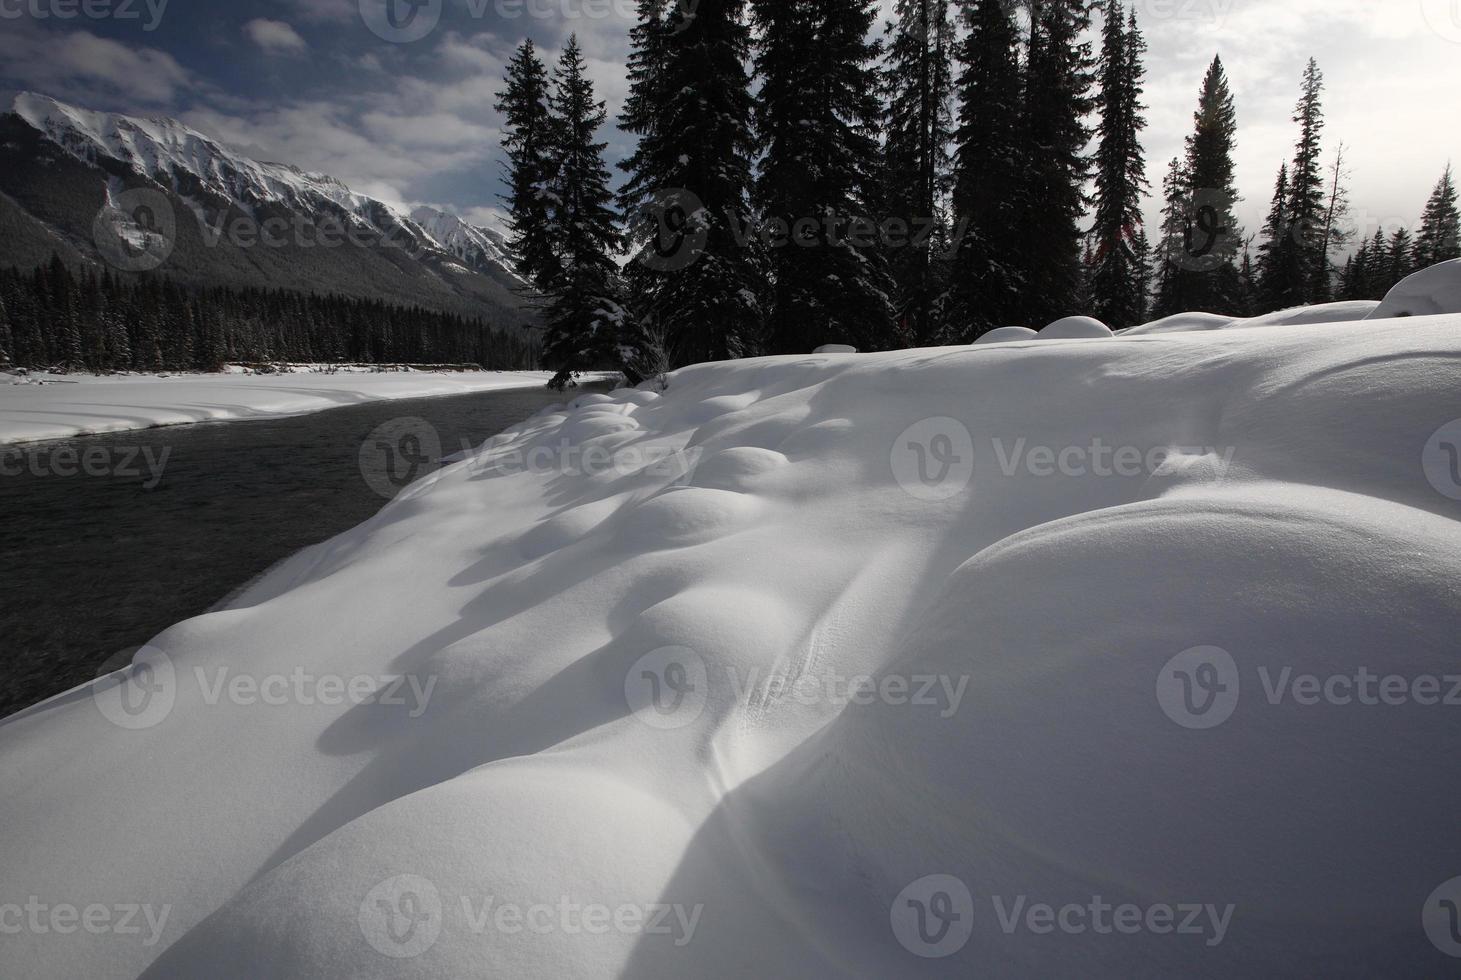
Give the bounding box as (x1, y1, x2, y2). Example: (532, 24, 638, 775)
(3, 297, 1460, 976)
(0, 370, 574, 444)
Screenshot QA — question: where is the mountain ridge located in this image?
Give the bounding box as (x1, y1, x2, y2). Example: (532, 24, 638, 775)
(0, 93, 533, 330)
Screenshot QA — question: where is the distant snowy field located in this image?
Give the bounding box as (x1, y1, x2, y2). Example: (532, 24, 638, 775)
(0, 370, 571, 444)
(3, 264, 1461, 977)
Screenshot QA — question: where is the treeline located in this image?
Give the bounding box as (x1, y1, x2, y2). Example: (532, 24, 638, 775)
(0, 257, 540, 373)
(499, 0, 1461, 384)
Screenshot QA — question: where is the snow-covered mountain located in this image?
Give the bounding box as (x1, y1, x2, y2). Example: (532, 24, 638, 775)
(0, 93, 530, 326)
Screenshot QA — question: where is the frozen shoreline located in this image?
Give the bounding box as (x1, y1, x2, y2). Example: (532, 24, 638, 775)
(0, 370, 582, 445)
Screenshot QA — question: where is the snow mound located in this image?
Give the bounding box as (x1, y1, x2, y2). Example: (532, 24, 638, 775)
(813, 344, 859, 354)
(973, 326, 1039, 344)
(1125, 302, 1380, 336)
(3, 316, 1461, 977)
(1368, 258, 1461, 319)
(1038, 315, 1113, 339)
(1122, 311, 1235, 335)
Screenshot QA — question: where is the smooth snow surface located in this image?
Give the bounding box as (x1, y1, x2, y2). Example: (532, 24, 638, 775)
(0, 371, 566, 444)
(1368, 257, 1461, 319)
(1038, 315, 1113, 339)
(973, 326, 1039, 344)
(4, 316, 1461, 977)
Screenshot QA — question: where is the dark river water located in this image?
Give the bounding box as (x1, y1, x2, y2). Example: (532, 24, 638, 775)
(0, 382, 604, 719)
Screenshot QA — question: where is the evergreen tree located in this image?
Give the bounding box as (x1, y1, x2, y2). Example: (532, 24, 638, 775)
(1150, 155, 1188, 318)
(881, 0, 955, 344)
(495, 40, 560, 297)
(1413, 164, 1460, 269)
(1087, 1, 1149, 328)
(0, 291, 11, 369)
(619, 0, 766, 369)
(1256, 162, 1304, 311)
(540, 36, 627, 389)
(1013, 0, 1095, 327)
(752, 0, 894, 353)
(947, 0, 1025, 339)
(1313, 143, 1353, 302)
(1287, 58, 1328, 303)
(1388, 226, 1415, 288)
(1170, 55, 1243, 313)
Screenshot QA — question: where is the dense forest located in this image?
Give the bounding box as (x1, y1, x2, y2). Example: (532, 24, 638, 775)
(496, 0, 1461, 387)
(0, 257, 540, 373)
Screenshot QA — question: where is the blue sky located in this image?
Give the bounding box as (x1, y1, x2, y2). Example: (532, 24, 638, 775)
(2, 0, 1459, 244)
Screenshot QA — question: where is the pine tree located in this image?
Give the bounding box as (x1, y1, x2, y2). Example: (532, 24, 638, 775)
(0, 291, 12, 370)
(1013, 0, 1095, 327)
(947, 0, 1025, 339)
(495, 40, 560, 297)
(881, 0, 955, 344)
(1287, 58, 1328, 303)
(619, 0, 765, 369)
(1150, 156, 1188, 319)
(1388, 226, 1416, 288)
(1413, 164, 1460, 269)
(1170, 55, 1242, 313)
(752, 0, 895, 353)
(1256, 162, 1304, 311)
(1087, 1, 1149, 328)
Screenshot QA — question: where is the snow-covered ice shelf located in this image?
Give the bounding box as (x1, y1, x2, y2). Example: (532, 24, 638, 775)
(2, 312, 1460, 977)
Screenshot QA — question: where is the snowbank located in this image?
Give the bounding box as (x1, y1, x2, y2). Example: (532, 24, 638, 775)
(1367, 257, 1461, 319)
(3, 315, 1461, 977)
(0, 371, 570, 444)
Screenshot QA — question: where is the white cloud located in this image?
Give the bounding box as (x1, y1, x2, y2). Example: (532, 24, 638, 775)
(245, 19, 309, 54)
(0, 24, 195, 106)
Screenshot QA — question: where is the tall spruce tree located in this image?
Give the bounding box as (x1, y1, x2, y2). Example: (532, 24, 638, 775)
(881, 0, 955, 345)
(1088, 1, 1149, 328)
(1014, 0, 1096, 328)
(1256, 162, 1305, 311)
(1169, 55, 1242, 314)
(947, 0, 1025, 339)
(495, 40, 559, 297)
(1150, 155, 1188, 319)
(1389, 226, 1416, 286)
(540, 36, 626, 389)
(620, 0, 766, 369)
(1413, 164, 1460, 269)
(752, 0, 894, 353)
(1287, 58, 1328, 303)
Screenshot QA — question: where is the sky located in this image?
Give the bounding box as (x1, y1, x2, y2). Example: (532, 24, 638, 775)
(1, 0, 1459, 247)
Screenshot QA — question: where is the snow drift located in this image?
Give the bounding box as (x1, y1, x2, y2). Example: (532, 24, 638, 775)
(2, 312, 1461, 977)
